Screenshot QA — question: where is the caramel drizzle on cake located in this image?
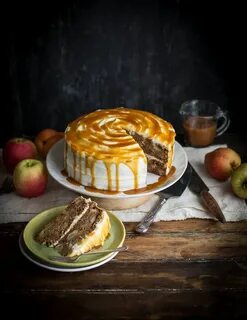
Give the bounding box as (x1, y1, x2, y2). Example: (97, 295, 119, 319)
(64, 108, 175, 191)
(83, 165, 176, 195)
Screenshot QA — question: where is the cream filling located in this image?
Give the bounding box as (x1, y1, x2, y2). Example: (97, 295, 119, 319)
(68, 210, 111, 257)
(145, 153, 172, 175)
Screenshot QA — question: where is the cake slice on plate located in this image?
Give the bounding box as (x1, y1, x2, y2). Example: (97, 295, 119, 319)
(36, 196, 111, 257)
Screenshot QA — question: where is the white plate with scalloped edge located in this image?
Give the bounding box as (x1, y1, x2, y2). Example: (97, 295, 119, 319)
(46, 139, 187, 199)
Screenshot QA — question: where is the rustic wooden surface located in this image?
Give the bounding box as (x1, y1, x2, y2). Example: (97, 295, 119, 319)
(1, 133, 247, 319)
(1, 219, 247, 320)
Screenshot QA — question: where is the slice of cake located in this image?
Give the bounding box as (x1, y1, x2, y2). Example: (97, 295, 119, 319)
(64, 107, 176, 191)
(36, 196, 111, 257)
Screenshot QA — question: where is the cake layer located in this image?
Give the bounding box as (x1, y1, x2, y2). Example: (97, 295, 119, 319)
(36, 197, 91, 247)
(64, 108, 176, 191)
(146, 154, 168, 176)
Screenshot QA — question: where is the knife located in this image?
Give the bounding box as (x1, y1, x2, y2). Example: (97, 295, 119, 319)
(135, 163, 192, 234)
(188, 163, 226, 223)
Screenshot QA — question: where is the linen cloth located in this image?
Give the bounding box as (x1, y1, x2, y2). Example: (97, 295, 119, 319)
(114, 145, 247, 222)
(0, 145, 246, 223)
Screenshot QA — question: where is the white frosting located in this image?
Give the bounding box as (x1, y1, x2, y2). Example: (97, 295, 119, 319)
(66, 145, 147, 191)
(69, 210, 110, 256)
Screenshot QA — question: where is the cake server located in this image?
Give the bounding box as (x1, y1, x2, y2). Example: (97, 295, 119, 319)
(135, 164, 192, 234)
(188, 163, 226, 223)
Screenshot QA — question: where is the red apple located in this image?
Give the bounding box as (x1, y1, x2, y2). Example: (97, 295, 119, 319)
(13, 159, 48, 197)
(3, 138, 38, 173)
(204, 147, 241, 181)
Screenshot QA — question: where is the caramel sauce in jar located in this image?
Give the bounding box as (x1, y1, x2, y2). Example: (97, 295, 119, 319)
(183, 116, 216, 147)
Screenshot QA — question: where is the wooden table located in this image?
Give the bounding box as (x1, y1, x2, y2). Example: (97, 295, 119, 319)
(1, 134, 247, 319)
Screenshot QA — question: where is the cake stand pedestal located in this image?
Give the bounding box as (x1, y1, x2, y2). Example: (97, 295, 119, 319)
(88, 194, 153, 210)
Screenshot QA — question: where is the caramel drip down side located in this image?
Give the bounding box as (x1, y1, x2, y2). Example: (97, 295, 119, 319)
(79, 154, 82, 184)
(86, 156, 96, 187)
(61, 169, 68, 177)
(104, 161, 112, 190)
(64, 143, 68, 172)
(63, 166, 176, 195)
(103, 159, 140, 191)
(84, 166, 176, 195)
(124, 166, 176, 194)
(84, 186, 120, 195)
(116, 163, 119, 191)
(66, 176, 81, 186)
(73, 151, 76, 179)
(124, 160, 139, 190)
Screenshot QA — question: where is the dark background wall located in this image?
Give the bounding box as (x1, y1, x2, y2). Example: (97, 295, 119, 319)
(2, 0, 245, 147)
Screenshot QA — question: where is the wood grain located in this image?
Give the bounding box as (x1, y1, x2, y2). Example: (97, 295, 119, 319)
(2, 291, 247, 320)
(2, 219, 247, 234)
(1, 221, 247, 291)
(1, 218, 247, 319)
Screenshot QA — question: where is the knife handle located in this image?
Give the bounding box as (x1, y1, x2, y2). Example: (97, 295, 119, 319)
(135, 195, 167, 234)
(200, 190, 226, 223)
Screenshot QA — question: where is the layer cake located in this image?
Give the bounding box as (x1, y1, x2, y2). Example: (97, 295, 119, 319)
(36, 196, 111, 257)
(64, 108, 176, 191)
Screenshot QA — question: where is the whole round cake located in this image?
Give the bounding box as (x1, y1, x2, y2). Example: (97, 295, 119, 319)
(64, 108, 176, 191)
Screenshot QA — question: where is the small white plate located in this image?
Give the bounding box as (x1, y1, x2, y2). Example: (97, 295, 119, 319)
(19, 233, 118, 272)
(46, 139, 187, 199)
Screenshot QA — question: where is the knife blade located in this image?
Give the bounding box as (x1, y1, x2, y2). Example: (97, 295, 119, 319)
(188, 163, 226, 223)
(135, 163, 192, 234)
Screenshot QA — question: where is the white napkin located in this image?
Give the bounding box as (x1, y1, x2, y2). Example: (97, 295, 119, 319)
(0, 174, 78, 223)
(113, 145, 247, 222)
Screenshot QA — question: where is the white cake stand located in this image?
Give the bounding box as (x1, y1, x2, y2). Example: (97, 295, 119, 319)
(46, 139, 187, 210)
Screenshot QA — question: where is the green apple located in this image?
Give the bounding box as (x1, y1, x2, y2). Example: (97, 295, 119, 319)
(13, 159, 48, 198)
(230, 163, 247, 199)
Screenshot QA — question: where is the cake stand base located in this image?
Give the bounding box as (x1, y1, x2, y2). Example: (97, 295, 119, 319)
(89, 194, 153, 210)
